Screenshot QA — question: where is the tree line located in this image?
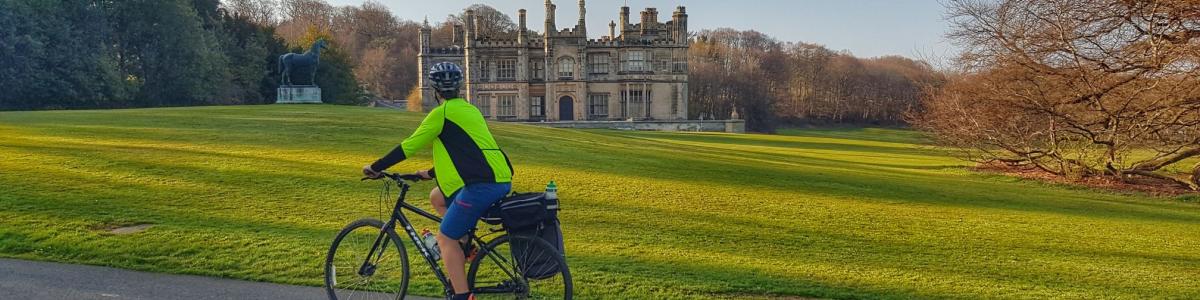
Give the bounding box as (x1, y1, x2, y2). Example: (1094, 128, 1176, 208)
(917, 0, 1200, 190)
(2, 0, 944, 134)
(689, 29, 946, 132)
(0, 0, 365, 110)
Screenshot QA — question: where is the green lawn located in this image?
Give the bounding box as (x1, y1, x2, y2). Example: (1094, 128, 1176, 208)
(1, 105, 1198, 299)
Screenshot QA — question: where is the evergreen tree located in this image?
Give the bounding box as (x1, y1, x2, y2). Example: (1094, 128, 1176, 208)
(0, 0, 127, 110)
(106, 0, 232, 106)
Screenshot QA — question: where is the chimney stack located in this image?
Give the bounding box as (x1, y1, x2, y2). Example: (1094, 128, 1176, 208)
(640, 9, 651, 34)
(673, 6, 688, 44)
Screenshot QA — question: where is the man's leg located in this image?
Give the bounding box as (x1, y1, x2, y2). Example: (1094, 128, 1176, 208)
(438, 183, 511, 296)
(437, 233, 469, 294)
(430, 187, 448, 216)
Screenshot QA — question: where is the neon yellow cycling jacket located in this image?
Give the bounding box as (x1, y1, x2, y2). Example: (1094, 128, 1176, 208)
(371, 98, 514, 196)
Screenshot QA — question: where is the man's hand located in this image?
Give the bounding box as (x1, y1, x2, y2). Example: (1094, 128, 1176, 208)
(416, 169, 433, 180)
(362, 164, 383, 179)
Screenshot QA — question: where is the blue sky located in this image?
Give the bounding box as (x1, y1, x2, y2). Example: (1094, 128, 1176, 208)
(327, 0, 956, 61)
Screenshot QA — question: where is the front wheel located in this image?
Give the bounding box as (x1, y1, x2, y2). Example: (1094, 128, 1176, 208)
(467, 234, 573, 299)
(325, 218, 410, 300)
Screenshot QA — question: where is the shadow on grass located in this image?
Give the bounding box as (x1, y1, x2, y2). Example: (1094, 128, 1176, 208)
(517, 130, 1200, 225)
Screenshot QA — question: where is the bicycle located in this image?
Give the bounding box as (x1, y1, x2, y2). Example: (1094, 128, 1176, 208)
(324, 172, 573, 300)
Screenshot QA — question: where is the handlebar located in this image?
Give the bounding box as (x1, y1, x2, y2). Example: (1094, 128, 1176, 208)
(361, 172, 425, 182)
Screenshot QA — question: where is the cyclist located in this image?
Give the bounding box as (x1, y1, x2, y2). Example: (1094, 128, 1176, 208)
(363, 62, 513, 300)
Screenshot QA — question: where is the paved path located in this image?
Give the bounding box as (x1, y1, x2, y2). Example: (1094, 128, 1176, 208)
(0, 258, 436, 300)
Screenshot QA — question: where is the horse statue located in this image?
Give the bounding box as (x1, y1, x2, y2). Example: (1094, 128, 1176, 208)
(279, 39, 328, 86)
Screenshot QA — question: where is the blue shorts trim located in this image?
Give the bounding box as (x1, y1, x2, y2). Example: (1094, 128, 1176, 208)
(440, 182, 511, 239)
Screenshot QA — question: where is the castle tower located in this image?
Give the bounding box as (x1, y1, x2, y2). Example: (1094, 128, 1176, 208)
(619, 6, 629, 40)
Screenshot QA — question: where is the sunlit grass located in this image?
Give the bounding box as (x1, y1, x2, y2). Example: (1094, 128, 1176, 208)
(1, 105, 1198, 299)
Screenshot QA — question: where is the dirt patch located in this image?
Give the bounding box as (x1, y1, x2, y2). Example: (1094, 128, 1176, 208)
(108, 224, 154, 235)
(91, 223, 155, 235)
(975, 162, 1198, 197)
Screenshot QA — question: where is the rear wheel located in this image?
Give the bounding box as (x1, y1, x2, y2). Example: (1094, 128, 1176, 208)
(467, 234, 572, 299)
(325, 218, 410, 300)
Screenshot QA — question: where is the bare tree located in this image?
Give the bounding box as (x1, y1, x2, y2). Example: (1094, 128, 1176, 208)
(448, 4, 516, 40)
(919, 0, 1200, 189)
(277, 0, 333, 42)
(223, 0, 278, 26)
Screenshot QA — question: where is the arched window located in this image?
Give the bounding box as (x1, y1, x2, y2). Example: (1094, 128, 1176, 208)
(557, 57, 575, 79)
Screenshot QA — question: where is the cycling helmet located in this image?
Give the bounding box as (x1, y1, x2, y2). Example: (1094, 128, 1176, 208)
(428, 62, 463, 96)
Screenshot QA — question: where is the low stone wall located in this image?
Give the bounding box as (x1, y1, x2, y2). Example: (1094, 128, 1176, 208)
(520, 120, 745, 133)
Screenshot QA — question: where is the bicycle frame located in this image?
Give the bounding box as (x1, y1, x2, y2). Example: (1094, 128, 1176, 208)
(358, 178, 519, 297)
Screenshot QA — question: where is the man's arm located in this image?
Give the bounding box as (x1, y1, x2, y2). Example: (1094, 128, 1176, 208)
(368, 108, 445, 172)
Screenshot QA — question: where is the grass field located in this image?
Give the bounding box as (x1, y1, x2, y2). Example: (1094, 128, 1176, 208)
(1, 105, 1198, 299)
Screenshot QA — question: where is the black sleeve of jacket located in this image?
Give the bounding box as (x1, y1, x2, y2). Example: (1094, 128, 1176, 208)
(370, 145, 407, 172)
(427, 167, 436, 178)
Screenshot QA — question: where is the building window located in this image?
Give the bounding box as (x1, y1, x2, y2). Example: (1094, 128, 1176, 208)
(588, 94, 609, 119)
(588, 53, 610, 75)
(557, 56, 575, 79)
(475, 95, 492, 117)
(531, 60, 544, 80)
(621, 86, 650, 119)
(478, 60, 491, 82)
(498, 95, 516, 117)
(673, 52, 687, 73)
(497, 59, 516, 81)
(624, 51, 648, 72)
(530, 96, 545, 118)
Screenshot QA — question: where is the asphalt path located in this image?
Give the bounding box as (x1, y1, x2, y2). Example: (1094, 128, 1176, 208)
(0, 258, 437, 300)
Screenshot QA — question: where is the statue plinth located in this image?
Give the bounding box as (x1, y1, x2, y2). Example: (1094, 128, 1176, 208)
(277, 86, 322, 104)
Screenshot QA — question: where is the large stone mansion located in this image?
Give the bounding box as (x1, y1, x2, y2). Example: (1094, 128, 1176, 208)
(417, 0, 689, 121)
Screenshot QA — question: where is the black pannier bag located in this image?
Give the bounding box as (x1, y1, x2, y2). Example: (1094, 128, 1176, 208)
(492, 192, 564, 280)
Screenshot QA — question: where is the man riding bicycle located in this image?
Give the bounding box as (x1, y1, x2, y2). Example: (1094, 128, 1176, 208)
(363, 62, 513, 300)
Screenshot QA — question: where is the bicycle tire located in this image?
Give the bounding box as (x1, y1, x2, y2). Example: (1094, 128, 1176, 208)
(325, 218, 411, 300)
(466, 234, 573, 300)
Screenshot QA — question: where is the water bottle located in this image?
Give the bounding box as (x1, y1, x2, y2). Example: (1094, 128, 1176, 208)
(545, 181, 558, 201)
(421, 229, 440, 261)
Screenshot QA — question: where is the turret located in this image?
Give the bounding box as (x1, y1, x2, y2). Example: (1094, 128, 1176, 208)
(608, 20, 616, 40)
(419, 18, 431, 53)
(544, 0, 556, 37)
(673, 6, 688, 44)
(451, 24, 462, 47)
(518, 9, 528, 43)
(577, 0, 586, 37)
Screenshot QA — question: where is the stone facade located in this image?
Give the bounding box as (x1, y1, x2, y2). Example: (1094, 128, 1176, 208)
(417, 1, 689, 122)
